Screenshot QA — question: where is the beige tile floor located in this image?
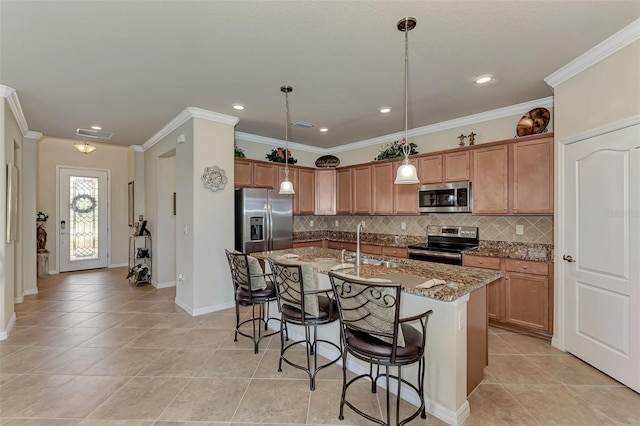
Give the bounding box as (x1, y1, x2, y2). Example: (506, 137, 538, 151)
(1, 267, 638, 425)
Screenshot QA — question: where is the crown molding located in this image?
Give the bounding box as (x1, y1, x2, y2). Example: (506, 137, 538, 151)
(0, 85, 30, 136)
(545, 18, 640, 88)
(141, 107, 240, 151)
(235, 131, 327, 154)
(130, 145, 144, 152)
(328, 96, 554, 154)
(25, 131, 43, 140)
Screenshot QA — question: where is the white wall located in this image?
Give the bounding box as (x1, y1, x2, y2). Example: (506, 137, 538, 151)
(156, 152, 176, 287)
(37, 137, 133, 270)
(20, 136, 38, 296)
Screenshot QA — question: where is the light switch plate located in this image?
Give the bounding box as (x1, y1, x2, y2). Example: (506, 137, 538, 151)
(310, 220, 314, 227)
(516, 224, 524, 235)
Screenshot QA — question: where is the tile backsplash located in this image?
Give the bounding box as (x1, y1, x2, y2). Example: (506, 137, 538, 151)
(294, 214, 553, 245)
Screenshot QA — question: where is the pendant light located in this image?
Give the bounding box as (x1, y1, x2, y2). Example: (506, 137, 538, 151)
(394, 17, 420, 185)
(74, 141, 97, 154)
(279, 85, 295, 195)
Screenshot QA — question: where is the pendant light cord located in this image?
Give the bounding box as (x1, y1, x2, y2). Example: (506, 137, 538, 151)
(285, 90, 290, 173)
(403, 21, 410, 158)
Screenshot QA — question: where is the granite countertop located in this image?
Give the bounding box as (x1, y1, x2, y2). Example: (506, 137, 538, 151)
(463, 241, 554, 262)
(253, 247, 502, 302)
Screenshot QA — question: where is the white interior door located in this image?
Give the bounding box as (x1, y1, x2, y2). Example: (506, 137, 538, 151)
(58, 167, 109, 272)
(563, 123, 639, 392)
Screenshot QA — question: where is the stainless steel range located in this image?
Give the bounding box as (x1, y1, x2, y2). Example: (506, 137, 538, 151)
(407, 225, 479, 265)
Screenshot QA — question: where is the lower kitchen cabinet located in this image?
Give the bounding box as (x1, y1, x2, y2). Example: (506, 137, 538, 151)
(463, 254, 553, 337)
(327, 240, 357, 251)
(382, 246, 408, 258)
(293, 240, 324, 248)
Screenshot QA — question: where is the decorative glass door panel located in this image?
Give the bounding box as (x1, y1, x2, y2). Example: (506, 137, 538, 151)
(59, 167, 109, 272)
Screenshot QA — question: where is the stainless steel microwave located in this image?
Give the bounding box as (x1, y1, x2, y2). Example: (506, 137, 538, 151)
(418, 182, 472, 213)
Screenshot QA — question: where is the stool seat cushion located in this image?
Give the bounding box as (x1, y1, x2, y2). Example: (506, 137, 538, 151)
(345, 323, 423, 360)
(237, 279, 276, 302)
(282, 295, 338, 322)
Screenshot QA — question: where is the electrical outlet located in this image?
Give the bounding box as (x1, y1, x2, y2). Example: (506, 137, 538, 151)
(335, 220, 339, 227)
(178, 273, 184, 284)
(310, 220, 314, 227)
(361, 220, 366, 228)
(401, 222, 407, 230)
(516, 224, 524, 235)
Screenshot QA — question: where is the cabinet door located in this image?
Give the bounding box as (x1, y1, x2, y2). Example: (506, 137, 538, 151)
(336, 168, 352, 214)
(352, 165, 372, 214)
(472, 144, 509, 214)
(253, 162, 276, 188)
(296, 168, 315, 214)
(393, 160, 419, 214)
(234, 160, 253, 187)
(315, 169, 336, 215)
(504, 272, 549, 332)
(463, 255, 502, 321)
(444, 151, 470, 182)
(511, 137, 554, 214)
(418, 155, 443, 184)
(372, 162, 394, 214)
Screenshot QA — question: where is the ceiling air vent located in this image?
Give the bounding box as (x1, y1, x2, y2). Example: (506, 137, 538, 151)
(291, 121, 314, 129)
(76, 128, 114, 139)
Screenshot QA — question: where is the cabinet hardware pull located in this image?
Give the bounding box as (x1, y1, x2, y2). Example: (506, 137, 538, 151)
(523, 266, 527, 269)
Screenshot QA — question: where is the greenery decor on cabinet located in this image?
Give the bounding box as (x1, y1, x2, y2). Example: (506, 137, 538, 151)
(266, 147, 297, 164)
(374, 138, 418, 161)
(234, 144, 246, 158)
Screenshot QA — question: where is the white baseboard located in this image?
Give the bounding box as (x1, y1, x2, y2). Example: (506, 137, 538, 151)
(47, 270, 59, 275)
(174, 297, 235, 316)
(24, 288, 38, 296)
(109, 263, 128, 268)
(0, 313, 17, 341)
(153, 280, 176, 289)
(14, 295, 24, 303)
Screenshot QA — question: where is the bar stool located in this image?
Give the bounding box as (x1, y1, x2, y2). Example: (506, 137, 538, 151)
(225, 249, 281, 353)
(328, 271, 433, 426)
(268, 257, 341, 390)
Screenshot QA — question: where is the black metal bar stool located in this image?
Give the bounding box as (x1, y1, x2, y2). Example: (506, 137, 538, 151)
(225, 249, 281, 353)
(268, 257, 341, 390)
(328, 271, 433, 426)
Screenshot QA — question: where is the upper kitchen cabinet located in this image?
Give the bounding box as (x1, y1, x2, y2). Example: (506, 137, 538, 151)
(315, 169, 336, 215)
(511, 137, 553, 214)
(472, 134, 553, 215)
(352, 165, 372, 214)
(418, 151, 470, 184)
(234, 159, 277, 189)
(393, 159, 419, 215)
(372, 162, 394, 214)
(295, 167, 316, 215)
(336, 167, 352, 214)
(472, 144, 509, 214)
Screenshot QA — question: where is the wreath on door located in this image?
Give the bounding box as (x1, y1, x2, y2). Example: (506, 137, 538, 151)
(71, 194, 97, 214)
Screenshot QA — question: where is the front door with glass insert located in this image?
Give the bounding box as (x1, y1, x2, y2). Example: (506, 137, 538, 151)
(58, 167, 109, 272)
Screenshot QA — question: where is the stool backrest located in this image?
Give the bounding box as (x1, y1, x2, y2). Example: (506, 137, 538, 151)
(225, 249, 267, 294)
(268, 258, 320, 317)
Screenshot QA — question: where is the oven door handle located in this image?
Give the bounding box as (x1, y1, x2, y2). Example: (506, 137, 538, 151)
(408, 249, 462, 260)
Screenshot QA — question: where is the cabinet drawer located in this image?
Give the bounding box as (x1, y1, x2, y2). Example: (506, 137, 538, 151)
(327, 241, 357, 252)
(361, 244, 383, 255)
(505, 259, 548, 276)
(292, 241, 323, 248)
(463, 255, 501, 270)
(382, 246, 408, 258)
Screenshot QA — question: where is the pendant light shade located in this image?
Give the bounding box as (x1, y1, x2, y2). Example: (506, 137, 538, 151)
(278, 85, 295, 195)
(394, 17, 420, 185)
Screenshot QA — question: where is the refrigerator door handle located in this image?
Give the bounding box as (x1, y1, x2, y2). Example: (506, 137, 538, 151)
(266, 204, 272, 251)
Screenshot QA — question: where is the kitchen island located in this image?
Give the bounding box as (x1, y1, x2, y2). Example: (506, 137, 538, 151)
(254, 247, 502, 426)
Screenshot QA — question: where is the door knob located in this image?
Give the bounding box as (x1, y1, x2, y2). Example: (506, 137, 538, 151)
(563, 255, 575, 263)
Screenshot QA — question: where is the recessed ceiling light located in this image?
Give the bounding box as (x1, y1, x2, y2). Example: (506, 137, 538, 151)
(475, 75, 493, 84)
(319, 127, 328, 132)
(91, 125, 102, 130)
(380, 107, 391, 113)
(232, 104, 245, 110)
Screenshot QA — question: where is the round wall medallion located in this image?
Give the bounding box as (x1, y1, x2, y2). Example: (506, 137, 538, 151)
(201, 165, 228, 192)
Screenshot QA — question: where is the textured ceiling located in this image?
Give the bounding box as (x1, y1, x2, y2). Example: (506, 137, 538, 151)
(1, 1, 639, 149)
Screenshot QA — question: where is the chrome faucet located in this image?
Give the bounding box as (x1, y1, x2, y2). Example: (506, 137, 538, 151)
(356, 221, 364, 273)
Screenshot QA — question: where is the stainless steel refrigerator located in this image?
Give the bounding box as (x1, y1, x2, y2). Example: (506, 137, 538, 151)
(234, 188, 293, 254)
